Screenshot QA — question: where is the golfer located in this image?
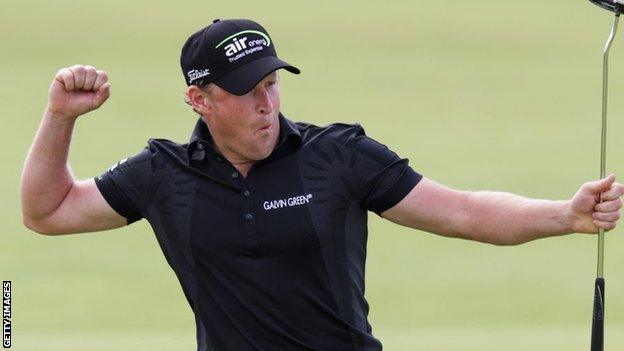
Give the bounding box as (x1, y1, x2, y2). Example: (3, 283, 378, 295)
(21, 19, 624, 350)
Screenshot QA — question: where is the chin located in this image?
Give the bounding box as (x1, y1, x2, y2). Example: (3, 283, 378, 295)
(252, 147, 274, 161)
(240, 142, 266, 160)
(248, 134, 278, 160)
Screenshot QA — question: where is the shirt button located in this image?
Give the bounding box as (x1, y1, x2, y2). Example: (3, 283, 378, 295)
(231, 171, 239, 178)
(243, 190, 251, 197)
(245, 213, 253, 220)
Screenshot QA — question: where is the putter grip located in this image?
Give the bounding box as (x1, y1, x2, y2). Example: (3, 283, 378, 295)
(591, 278, 605, 351)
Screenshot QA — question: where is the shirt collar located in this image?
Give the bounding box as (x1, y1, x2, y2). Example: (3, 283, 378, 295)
(187, 112, 302, 162)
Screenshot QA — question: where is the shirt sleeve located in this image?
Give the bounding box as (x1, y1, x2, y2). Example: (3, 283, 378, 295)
(348, 126, 423, 214)
(94, 147, 153, 224)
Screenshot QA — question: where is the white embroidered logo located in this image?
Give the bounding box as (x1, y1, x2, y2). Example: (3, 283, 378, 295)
(187, 69, 210, 83)
(263, 194, 313, 211)
(215, 30, 271, 63)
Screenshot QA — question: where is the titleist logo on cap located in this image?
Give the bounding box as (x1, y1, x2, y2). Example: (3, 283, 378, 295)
(187, 69, 210, 84)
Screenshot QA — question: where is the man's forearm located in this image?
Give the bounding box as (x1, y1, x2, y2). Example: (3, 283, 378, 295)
(21, 109, 76, 222)
(463, 190, 573, 245)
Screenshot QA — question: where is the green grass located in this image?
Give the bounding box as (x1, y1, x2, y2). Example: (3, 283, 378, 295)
(3, 0, 624, 350)
(16, 326, 624, 351)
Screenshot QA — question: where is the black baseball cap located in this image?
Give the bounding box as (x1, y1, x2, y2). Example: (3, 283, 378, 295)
(180, 19, 300, 95)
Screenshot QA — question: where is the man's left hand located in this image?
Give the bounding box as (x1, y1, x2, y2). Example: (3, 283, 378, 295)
(568, 174, 624, 233)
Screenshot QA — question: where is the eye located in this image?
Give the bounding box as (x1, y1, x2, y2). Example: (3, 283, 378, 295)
(266, 80, 277, 87)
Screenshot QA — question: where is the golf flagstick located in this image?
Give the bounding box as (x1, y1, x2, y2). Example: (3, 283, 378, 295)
(588, 1, 622, 350)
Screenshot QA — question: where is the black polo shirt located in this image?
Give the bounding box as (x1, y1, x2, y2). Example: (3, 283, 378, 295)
(94, 114, 422, 351)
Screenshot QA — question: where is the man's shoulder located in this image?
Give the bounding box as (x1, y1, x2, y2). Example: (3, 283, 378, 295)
(146, 137, 188, 148)
(294, 120, 366, 147)
(144, 138, 190, 163)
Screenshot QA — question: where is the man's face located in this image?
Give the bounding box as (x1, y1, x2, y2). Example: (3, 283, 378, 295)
(202, 71, 281, 163)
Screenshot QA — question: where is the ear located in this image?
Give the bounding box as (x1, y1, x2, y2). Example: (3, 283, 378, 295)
(187, 85, 213, 116)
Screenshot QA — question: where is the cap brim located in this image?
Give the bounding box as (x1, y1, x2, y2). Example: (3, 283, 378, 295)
(214, 56, 300, 96)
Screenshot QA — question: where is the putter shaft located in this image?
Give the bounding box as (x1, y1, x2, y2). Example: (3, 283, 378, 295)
(597, 13, 619, 278)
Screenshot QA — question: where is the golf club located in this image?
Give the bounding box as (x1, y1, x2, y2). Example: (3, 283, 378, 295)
(588, 1, 622, 350)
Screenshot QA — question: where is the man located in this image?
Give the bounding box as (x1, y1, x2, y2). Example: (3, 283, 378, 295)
(21, 18, 624, 350)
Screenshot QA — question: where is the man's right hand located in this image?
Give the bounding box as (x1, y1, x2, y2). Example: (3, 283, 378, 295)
(22, 64, 126, 235)
(47, 65, 111, 120)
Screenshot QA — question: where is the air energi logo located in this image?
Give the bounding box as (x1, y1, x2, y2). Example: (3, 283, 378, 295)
(215, 30, 271, 63)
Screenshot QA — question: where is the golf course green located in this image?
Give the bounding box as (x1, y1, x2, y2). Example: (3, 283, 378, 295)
(2, 0, 624, 350)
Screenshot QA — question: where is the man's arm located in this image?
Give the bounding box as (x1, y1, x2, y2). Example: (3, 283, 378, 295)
(381, 176, 624, 245)
(21, 65, 126, 235)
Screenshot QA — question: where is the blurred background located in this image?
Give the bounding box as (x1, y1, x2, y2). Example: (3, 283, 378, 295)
(2, 0, 624, 350)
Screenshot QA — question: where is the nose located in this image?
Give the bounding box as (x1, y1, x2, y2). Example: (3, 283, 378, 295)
(253, 85, 273, 115)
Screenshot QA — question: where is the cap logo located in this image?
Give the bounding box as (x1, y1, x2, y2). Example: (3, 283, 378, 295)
(215, 30, 271, 63)
(187, 69, 210, 84)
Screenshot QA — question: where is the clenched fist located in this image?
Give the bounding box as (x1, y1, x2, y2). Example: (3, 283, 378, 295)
(47, 65, 111, 120)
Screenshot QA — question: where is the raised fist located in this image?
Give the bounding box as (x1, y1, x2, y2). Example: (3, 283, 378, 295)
(47, 65, 111, 120)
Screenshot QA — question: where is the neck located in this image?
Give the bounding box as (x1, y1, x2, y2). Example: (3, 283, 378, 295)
(231, 161, 254, 178)
(210, 140, 255, 177)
